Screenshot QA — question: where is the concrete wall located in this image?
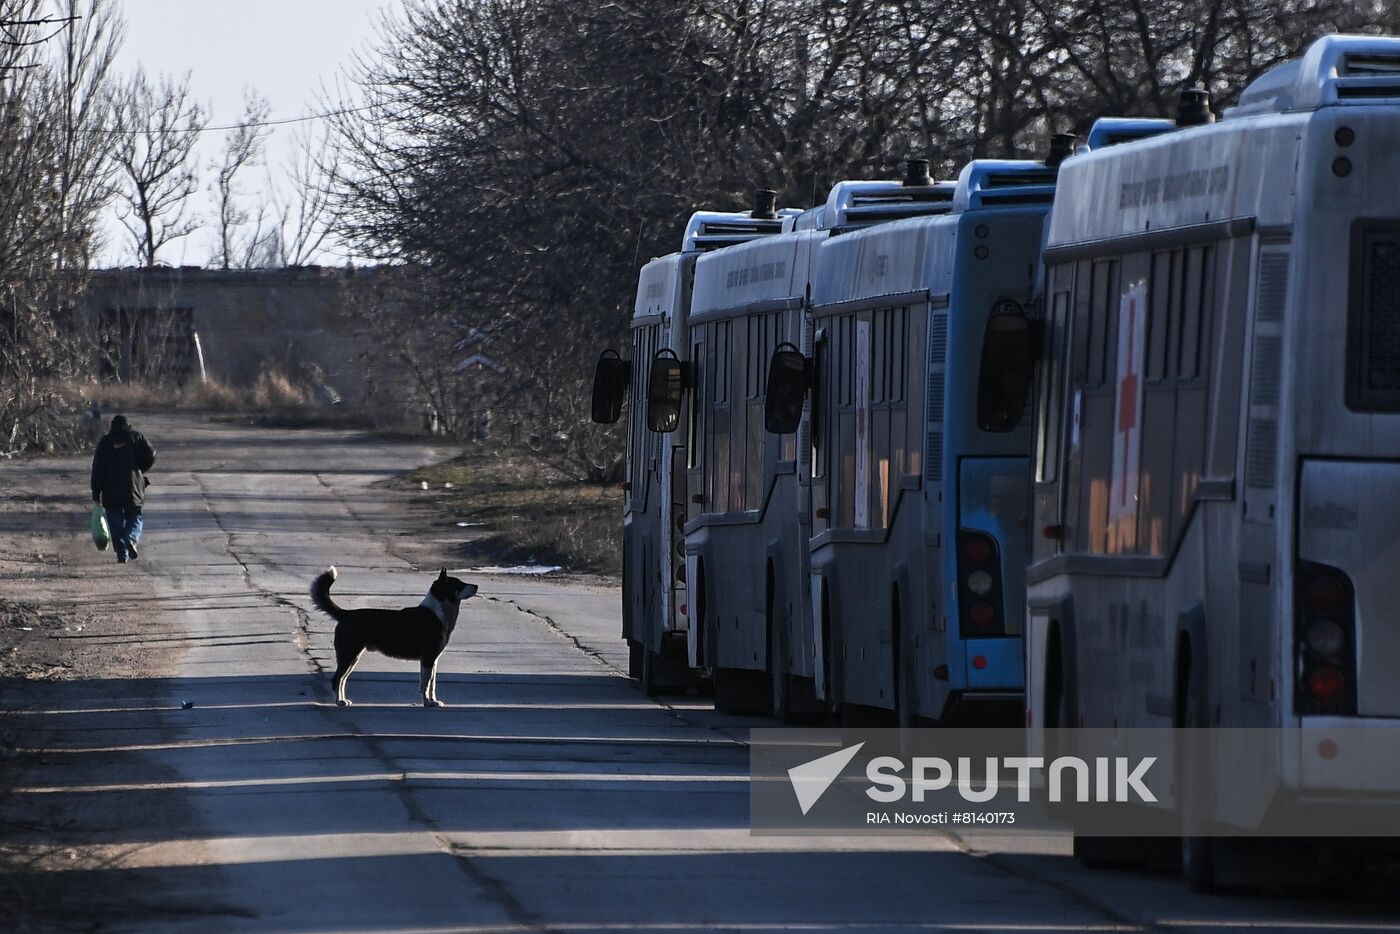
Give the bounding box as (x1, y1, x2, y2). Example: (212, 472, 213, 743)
(82, 266, 375, 403)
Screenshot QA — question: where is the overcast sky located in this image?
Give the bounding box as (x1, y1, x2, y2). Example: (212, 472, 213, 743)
(103, 0, 398, 267)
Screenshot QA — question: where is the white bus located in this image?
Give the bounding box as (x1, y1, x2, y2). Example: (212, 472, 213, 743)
(591, 200, 786, 693)
(1023, 35, 1400, 888)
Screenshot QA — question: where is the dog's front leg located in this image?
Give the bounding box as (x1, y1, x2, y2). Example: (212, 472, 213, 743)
(421, 661, 444, 708)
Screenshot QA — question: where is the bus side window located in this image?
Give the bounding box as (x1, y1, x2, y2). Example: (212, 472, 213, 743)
(1035, 290, 1072, 484)
(687, 338, 703, 469)
(812, 331, 826, 479)
(1086, 260, 1119, 388)
(1148, 250, 1181, 382)
(1177, 245, 1212, 381)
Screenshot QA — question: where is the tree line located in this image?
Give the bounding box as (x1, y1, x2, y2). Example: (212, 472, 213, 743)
(328, 0, 1394, 478)
(2, 0, 1394, 459)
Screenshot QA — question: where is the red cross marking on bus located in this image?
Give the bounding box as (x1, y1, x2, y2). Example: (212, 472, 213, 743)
(1116, 298, 1138, 507)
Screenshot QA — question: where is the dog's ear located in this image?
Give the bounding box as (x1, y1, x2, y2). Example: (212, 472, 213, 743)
(438, 567, 447, 580)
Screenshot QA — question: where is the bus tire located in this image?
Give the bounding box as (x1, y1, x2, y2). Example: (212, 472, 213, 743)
(1073, 835, 1144, 868)
(768, 562, 791, 721)
(893, 588, 915, 729)
(1175, 626, 1221, 893)
(639, 647, 664, 697)
(1181, 835, 1219, 893)
(627, 639, 643, 680)
(714, 667, 771, 715)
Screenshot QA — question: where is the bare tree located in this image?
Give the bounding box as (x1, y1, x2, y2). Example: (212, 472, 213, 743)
(268, 122, 340, 266)
(210, 90, 269, 269)
(111, 69, 206, 267)
(0, 0, 123, 449)
(52, 0, 123, 271)
(329, 0, 1392, 474)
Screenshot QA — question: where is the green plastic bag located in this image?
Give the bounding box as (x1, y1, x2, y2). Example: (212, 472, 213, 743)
(91, 503, 110, 551)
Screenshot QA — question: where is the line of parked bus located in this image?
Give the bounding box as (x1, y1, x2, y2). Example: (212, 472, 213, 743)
(591, 35, 1400, 889)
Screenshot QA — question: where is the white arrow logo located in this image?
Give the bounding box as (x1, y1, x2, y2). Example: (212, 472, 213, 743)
(787, 742, 865, 815)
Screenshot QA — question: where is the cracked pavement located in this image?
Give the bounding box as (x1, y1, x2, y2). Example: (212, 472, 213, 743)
(3, 414, 1398, 932)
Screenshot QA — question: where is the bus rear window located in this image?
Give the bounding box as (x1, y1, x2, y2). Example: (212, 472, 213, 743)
(1347, 222, 1400, 411)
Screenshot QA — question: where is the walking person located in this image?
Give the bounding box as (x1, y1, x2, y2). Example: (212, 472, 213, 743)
(91, 415, 156, 564)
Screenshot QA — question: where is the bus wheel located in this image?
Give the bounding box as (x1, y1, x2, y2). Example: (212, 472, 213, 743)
(768, 565, 790, 721)
(1073, 835, 1143, 868)
(715, 667, 772, 715)
(638, 648, 660, 697)
(1176, 641, 1222, 892)
(892, 591, 915, 729)
(771, 635, 799, 723)
(627, 640, 643, 680)
(1181, 835, 1219, 893)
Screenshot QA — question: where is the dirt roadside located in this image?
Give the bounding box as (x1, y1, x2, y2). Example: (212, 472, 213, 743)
(0, 453, 201, 931)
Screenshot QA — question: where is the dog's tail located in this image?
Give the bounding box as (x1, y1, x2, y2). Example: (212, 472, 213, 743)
(310, 566, 345, 621)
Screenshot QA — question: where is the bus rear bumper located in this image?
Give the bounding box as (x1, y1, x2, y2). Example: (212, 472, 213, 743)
(1293, 720, 1400, 796)
(938, 690, 1024, 727)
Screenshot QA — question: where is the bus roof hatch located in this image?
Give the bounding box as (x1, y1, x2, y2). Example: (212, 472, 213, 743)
(1229, 34, 1400, 117)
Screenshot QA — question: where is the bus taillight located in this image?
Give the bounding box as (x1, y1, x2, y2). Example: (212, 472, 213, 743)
(957, 531, 1005, 635)
(1305, 575, 1346, 614)
(1295, 561, 1357, 716)
(962, 536, 994, 564)
(1307, 667, 1347, 704)
(968, 602, 996, 628)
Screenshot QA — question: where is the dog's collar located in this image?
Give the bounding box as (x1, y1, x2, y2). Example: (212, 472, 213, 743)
(420, 593, 447, 626)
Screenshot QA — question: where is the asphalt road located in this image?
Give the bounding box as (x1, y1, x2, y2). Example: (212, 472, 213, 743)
(7, 414, 1399, 932)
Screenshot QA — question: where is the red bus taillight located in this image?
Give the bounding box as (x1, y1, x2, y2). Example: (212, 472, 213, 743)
(1295, 562, 1357, 716)
(1305, 575, 1346, 615)
(1307, 666, 1347, 704)
(962, 536, 994, 564)
(957, 530, 1005, 636)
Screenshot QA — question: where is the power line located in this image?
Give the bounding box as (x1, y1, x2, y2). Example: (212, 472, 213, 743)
(57, 103, 380, 140)
(199, 103, 375, 134)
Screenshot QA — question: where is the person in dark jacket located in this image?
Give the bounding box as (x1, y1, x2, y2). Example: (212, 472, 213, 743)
(91, 415, 156, 563)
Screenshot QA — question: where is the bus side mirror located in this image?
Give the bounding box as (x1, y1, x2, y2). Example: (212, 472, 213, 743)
(646, 350, 685, 433)
(590, 350, 631, 425)
(764, 345, 810, 434)
(977, 314, 1034, 433)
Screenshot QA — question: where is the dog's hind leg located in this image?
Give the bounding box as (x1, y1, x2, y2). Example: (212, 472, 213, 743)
(333, 647, 363, 707)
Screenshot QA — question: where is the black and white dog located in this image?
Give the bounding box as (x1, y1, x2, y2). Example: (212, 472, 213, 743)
(310, 567, 478, 707)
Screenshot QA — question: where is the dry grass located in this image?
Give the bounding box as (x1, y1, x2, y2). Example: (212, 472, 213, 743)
(404, 446, 621, 574)
(71, 370, 309, 413)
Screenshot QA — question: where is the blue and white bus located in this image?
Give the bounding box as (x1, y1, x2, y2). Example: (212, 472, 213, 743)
(675, 166, 956, 715)
(768, 150, 1069, 723)
(591, 201, 786, 693)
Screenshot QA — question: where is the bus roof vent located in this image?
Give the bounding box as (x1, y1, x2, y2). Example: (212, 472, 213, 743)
(1045, 133, 1079, 167)
(1229, 34, 1400, 117)
(1176, 88, 1215, 126)
(1085, 117, 1176, 150)
(680, 209, 791, 253)
(822, 178, 957, 231)
(904, 159, 934, 186)
(752, 189, 778, 220)
(953, 159, 1059, 212)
